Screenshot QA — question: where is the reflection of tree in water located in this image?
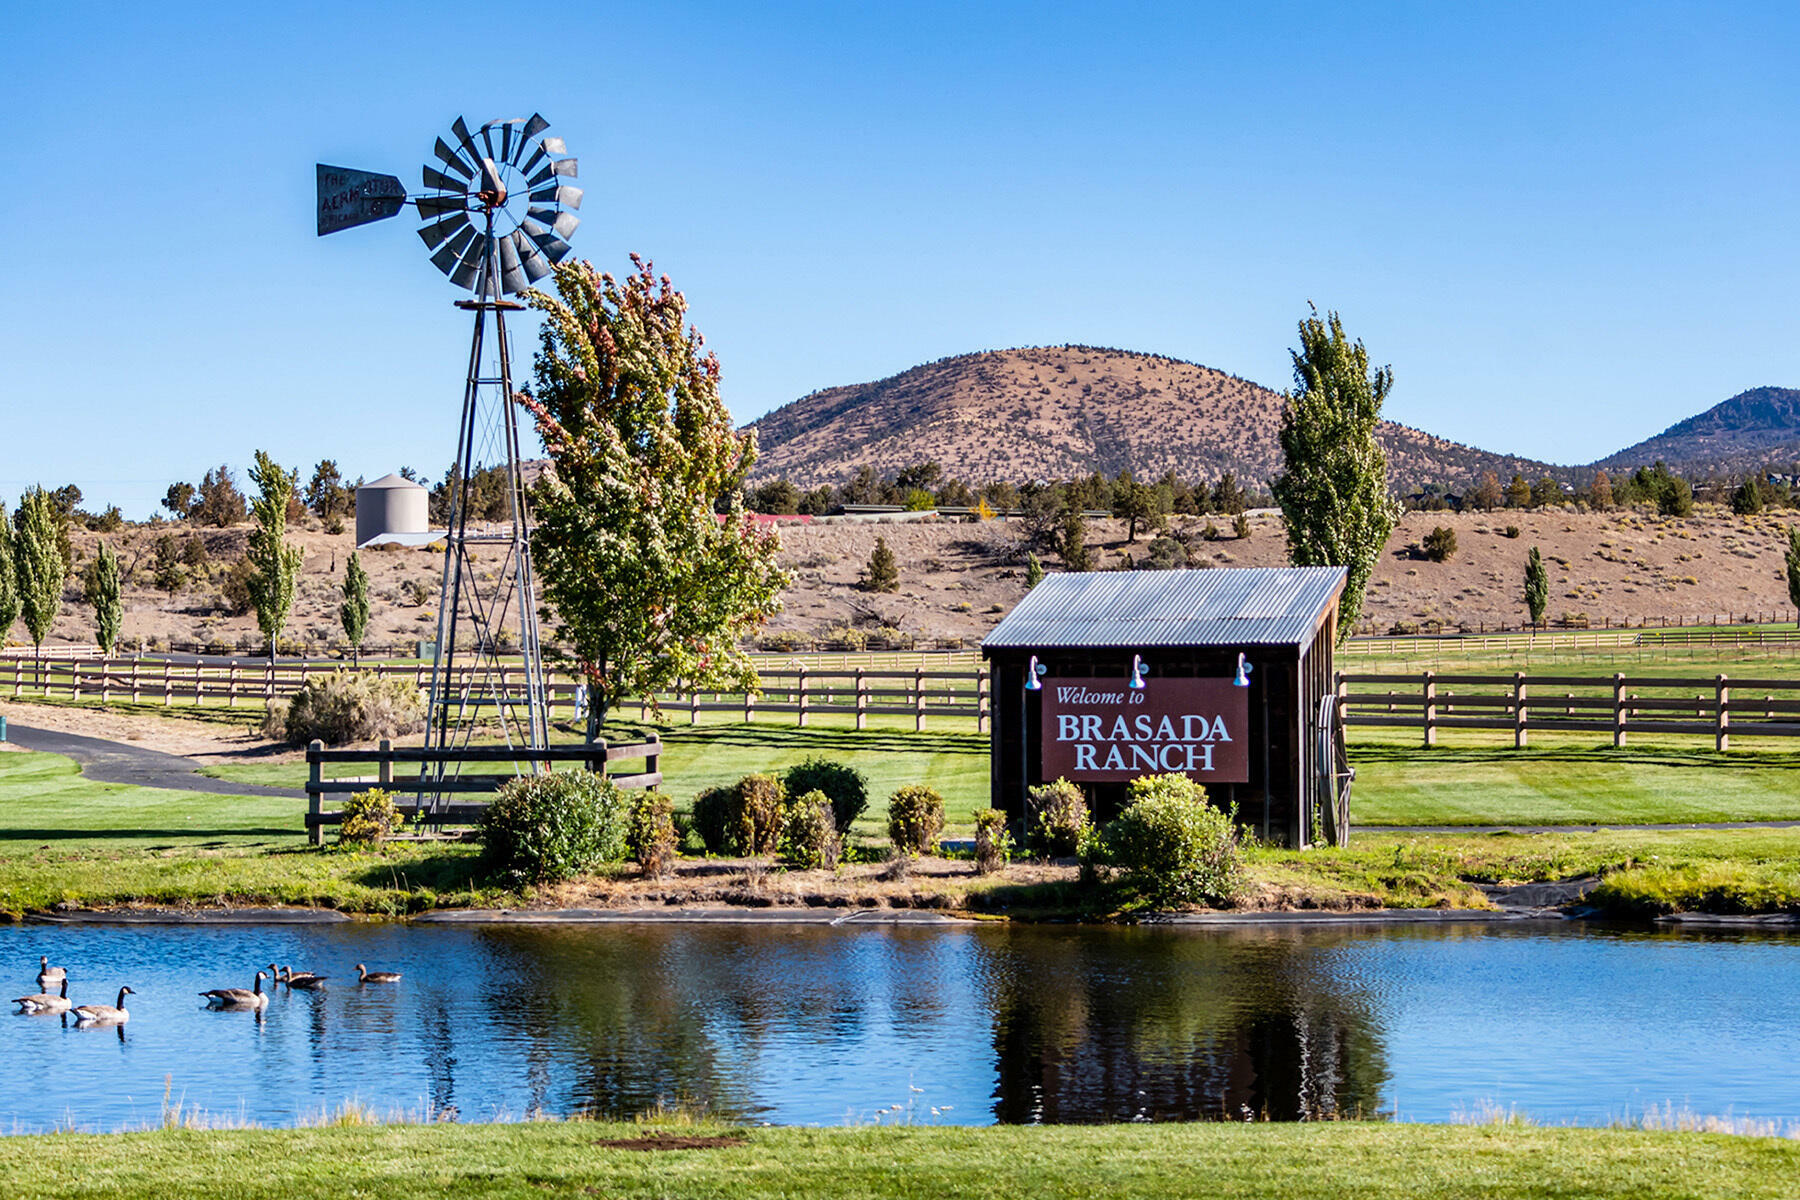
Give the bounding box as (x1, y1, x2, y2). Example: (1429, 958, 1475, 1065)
(470, 926, 968, 1121)
(981, 926, 1391, 1123)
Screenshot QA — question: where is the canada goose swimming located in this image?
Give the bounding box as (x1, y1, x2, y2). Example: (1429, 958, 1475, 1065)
(14, 977, 71, 1014)
(201, 971, 270, 1011)
(72, 986, 134, 1025)
(281, 966, 327, 990)
(356, 964, 402, 984)
(36, 956, 65, 989)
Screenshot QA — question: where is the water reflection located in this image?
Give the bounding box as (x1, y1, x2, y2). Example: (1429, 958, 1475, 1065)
(4, 921, 1800, 1132)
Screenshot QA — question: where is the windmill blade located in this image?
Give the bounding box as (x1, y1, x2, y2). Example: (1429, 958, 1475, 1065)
(525, 224, 573, 263)
(527, 206, 579, 238)
(480, 125, 501, 168)
(432, 137, 475, 179)
(498, 233, 529, 294)
(451, 116, 479, 160)
(529, 184, 582, 209)
(518, 145, 549, 178)
(513, 230, 553, 283)
(526, 157, 580, 190)
(423, 164, 467, 193)
(516, 113, 549, 159)
(551, 157, 578, 178)
(499, 124, 514, 165)
(316, 165, 407, 235)
(540, 136, 566, 155)
(415, 194, 468, 220)
(429, 223, 477, 276)
(417, 212, 470, 251)
(450, 232, 489, 290)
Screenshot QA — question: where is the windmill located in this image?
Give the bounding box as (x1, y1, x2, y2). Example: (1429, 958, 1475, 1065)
(316, 115, 581, 800)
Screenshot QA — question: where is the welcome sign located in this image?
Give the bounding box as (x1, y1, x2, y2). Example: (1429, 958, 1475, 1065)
(1041, 676, 1250, 783)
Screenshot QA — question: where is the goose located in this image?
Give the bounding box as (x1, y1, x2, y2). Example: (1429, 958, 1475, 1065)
(280, 965, 327, 990)
(356, 963, 402, 984)
(201, 971, 270, 1011)
(72, 986, 134, 1025)
(36, 956, 66, 990)
(14, 977, 72, 1014)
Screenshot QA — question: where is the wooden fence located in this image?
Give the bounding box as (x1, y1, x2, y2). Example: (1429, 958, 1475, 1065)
(303, 738, 662, 845)
(0, 655, 991, 732)
(1338, 671, 1800, 749)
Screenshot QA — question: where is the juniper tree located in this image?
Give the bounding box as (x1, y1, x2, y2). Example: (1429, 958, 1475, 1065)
(340, 551, 371, 666)
(1524, 546, 1549, 627)
(862, 536, 899, 592)
(246, 450, 304, 662)
(519, 256, 788, 735)
(1024, 552, 1045, 589)
(1786, 526, 1800, 627)
(89, 541, 122, 655)
(1060, 507, 1093, 572)
(1271, 307, 1401, 643)
(14, 487, 66, 659)
(1589, 469, 1614, 511)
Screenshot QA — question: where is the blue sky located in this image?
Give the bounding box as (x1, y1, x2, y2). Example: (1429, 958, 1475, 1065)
(5, 1, 1799, 516)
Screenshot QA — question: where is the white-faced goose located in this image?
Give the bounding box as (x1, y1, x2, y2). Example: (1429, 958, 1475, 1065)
(356, 964, 402, 984)
(201, 971, 270, 1011)
(72, 986, 134, 1025)
(14, 977, 72, 1014)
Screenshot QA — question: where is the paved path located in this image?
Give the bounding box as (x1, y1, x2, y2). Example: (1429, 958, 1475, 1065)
(3, 723, 305, 799)
(1367, 820, 1800, 834)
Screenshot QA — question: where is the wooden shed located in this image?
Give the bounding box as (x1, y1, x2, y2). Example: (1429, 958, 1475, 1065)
(981, 566, 1350, 848)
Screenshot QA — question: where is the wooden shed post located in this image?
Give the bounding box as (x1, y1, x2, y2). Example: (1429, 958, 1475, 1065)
(977, 667, 990, 734)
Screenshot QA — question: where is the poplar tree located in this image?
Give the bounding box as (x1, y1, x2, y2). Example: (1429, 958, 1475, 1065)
(90, 541, 122, 655)
(246, 450, 304, 662)
(0, 509, 18, 642)
(520, 256, 789, 735)
(15, 488, 66, 659)
(340, 551, 371, 665)
(1271, 307, 1400, 643)
(1785, 526, 1800, 627)
(1589, 469, 1614, 511)
(1524, 546, 1549, 627)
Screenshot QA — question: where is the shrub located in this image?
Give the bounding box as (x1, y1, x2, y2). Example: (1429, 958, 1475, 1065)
(274, 669, 425, 746)
(782, 789, 842, 870)
(862, 536, 900, 592)
(1026, 778, 1090, 858)
(338, 787, 404, 846)
(1232, 513, 1251, 540)
(783, 758, 869, 834)
(1503, 525, 1521, 538)
(973, 808, 1011, 875)
(1090, 774, 1243, 907)
(691, 773, 787, 856)
(627, 789, 678, 878)
(1423, 525, 1457, 562)
(476, 770, 630, 886)
(887, 785, 945, 855)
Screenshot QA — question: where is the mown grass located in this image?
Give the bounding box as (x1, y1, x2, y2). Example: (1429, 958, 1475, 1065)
(0, 1120, 1796, 1199)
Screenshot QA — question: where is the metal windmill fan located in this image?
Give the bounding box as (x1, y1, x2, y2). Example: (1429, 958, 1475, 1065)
(316, 114, 583, 800)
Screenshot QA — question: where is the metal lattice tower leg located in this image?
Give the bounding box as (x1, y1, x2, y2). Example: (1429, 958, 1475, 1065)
(420, 206, 548, 811)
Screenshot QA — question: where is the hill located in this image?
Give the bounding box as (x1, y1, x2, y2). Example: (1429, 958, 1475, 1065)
(1595, 386, 1800, 477)
(744, 346, 1565, 491)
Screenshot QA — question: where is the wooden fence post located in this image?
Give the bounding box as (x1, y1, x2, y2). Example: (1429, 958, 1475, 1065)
(797, 666, 808, 727)
(855, 668, 867, 731)
(378, 739, 393, 790)
(1716, 674, 1730, 752)
(130, 657, 140, 703)
(1613, 674, 1627, 748)
(915, 667, 926, 732)
(307, 739, 324, 847)
(745, 682, 756, 723)
(228, 661, 239, 709)
(1422, 671, 1436, 747)
(162, 661, 172, 707)
(70, 661, 82, 703)
(1513, 671, 1527, 748)
(689, 690, 700, 726)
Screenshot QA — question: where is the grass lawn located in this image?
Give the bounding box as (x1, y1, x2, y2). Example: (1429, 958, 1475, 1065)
(0, 1120, 1795, 1200)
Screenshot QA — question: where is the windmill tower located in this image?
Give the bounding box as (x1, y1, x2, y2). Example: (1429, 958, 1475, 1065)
(316, 115, 581, 799)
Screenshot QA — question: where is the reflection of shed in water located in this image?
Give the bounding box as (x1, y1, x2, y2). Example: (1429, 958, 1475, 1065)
(982, 567, 1351, 847)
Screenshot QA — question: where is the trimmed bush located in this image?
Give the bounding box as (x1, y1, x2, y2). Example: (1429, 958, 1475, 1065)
(476, 770, 630, 886)
(887, 785, 945, 855)
(973, 808, 1011, 875)
(1026, 777, 1090, 858)
(1423, 526, 1457, 562)
(783, 758, 869, 834)
(337, 787, 403, 846)
(627, 789, 678, 878)
(1091, 773, 1244, 907)
(274, 669, 425, 747)
(691, 773, 787, 856)
(782, 789, 842, 870)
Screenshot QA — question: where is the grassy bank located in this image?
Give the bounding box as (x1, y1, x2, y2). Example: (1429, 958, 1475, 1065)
(0, 1120, 1796, 1199)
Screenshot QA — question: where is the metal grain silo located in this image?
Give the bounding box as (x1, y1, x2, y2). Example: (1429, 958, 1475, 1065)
(355, 473, 431, 546)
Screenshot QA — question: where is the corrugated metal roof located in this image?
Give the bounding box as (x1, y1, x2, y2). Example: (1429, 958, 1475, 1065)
(981, 567, 1347, 651)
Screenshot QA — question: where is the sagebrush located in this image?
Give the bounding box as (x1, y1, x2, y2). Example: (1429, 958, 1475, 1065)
(271, 669, 424, 746)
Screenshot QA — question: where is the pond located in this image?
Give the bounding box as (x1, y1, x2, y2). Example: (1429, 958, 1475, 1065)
(4, 919, 1799, 1133)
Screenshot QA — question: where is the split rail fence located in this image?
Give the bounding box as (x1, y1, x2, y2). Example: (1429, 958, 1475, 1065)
(1338, 671, 1800, 748)
(0, 655, 991, 732)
